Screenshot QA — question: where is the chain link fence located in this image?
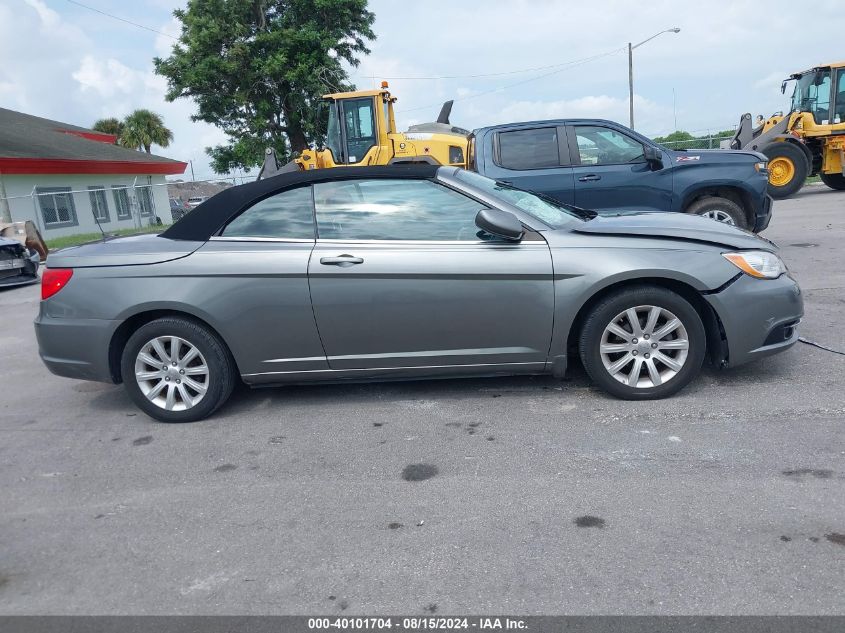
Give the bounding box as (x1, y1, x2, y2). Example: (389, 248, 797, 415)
(0, 177, 243, 248)
(657, 135, 734, 150)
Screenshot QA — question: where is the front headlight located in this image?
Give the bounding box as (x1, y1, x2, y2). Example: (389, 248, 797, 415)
(723, 250, 787, 279)
(754, 161, 768, 172)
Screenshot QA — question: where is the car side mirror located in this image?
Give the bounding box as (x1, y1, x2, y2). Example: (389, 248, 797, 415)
(475, 208, 523, 241)
(644, 145, 663, 169)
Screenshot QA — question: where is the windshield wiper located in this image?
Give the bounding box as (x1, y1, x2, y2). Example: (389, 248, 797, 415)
(494, 181, 598, 220)
(520, 186, 598, 220)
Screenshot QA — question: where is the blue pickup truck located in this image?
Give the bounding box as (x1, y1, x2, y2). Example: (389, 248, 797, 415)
(468, 119, 772, 232)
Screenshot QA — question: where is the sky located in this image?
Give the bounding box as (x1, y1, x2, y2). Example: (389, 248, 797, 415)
(2, 0, 844, 180)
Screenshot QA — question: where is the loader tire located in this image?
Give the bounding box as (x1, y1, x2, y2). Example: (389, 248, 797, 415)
(820, 172, 845, 191)
(762, 142, 808, 199)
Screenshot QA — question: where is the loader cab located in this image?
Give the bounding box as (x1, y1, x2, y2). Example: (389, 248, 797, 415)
(783, 66, 838, 125)
(323, 86, 397, 166)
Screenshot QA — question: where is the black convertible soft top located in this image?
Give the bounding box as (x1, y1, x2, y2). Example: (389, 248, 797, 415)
(162, 164, 440, 241)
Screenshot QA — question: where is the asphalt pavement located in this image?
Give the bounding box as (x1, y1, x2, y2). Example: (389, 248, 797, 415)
(1, 186, 843, 615)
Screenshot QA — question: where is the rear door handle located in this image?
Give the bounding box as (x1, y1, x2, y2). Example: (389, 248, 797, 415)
(319, 254, 364, 266)
(578, 174, 601, 182)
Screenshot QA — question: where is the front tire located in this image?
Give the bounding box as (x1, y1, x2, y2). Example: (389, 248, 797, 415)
(121, 317, 236, 422)
(763, 142, 809, 199)
(820, 172, 845, 191)
(578, 286, 706, 400)
(686, 196, 748, 229)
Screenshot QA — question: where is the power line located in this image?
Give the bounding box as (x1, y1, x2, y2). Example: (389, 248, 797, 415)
(63, 0, 178, 40)
(352, 52, 625, 81)
(396, 46, 627, 115)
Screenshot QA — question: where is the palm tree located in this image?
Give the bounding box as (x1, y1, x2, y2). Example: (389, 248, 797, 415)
(91, 117, 124, 140)
(120, 109, 174, 154)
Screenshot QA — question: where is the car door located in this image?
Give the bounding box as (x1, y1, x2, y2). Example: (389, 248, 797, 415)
(569, 124, 672, 213)
(188, 186, 328, 378)
(307, 177, 554, 373)
(478, 125, 575, 204)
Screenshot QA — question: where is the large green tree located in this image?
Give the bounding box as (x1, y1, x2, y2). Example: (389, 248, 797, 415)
(154, 0, 375, 174)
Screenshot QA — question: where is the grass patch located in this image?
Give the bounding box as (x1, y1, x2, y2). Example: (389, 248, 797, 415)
(46, 224, 170, 251)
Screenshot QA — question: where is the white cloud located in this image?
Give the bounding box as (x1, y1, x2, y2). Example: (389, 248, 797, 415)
(23, 0, 60, 28)
(73, 56, 148, 99)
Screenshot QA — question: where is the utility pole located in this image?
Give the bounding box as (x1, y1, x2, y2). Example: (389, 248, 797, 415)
(628, 28, 681, 130)
(628, 43, 634, 129)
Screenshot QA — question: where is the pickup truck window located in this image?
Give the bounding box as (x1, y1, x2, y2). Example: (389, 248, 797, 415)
(496, 127, 560, 170)
(574, 126, 645, 165)
(455, 170, 588, 228)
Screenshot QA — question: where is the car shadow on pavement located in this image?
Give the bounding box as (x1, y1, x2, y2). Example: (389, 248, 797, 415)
(212, 348, 802, 419)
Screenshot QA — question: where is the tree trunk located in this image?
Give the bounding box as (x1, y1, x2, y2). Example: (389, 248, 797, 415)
(280, 99, 308, 153)
(144, 144, 152, 153)
(286, 127, 308, 153)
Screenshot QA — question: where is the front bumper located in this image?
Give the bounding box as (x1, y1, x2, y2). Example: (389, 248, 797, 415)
(34, 308, 119, 383)
(753, 194, 773, 233)
(704, 273, 803, 367)
(0, 249, 39, 288)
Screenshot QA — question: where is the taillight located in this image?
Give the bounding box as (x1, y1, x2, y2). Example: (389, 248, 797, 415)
(42, 268, 73, 300)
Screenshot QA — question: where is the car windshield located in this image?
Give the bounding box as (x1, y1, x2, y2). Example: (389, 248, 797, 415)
(454, 169, 594, 227)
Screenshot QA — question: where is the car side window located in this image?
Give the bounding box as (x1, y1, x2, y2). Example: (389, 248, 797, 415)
(496, 127, 560, 170)
(574, 126, 645, 165)
(313, 179, 488, 241)
(221, 186, 315, 239)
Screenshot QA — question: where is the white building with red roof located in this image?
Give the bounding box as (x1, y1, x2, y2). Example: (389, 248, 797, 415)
(0, 107, 187, 238)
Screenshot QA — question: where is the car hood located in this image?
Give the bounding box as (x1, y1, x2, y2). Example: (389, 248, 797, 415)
(569, 212, 775, 250)
(47, 233, 204, 268)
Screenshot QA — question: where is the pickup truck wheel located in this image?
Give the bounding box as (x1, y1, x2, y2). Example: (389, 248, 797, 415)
(763, 142, 809, 198)
(121, 317, 236, 423)
(686, 196, 748, 229)
(820, 172, 845, 191)
(578, 286, 706, 400)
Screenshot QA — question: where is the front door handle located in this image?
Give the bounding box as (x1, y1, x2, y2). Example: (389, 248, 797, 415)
(320, 254, 364, 266)
(578, 174, 601, 182)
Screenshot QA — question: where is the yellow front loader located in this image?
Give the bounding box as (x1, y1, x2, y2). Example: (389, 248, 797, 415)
(729, 61, 845, 198)
(258, 82, 469, 178)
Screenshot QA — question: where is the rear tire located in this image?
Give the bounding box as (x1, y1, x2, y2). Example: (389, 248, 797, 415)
(763, 142, 809, 199)
(820, 172, 845, 191)
(686, 196, 748, 229)
(578, 286, 706, 400)
(120, 317, 236, 423)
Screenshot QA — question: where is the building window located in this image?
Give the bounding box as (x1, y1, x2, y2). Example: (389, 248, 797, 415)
(136, 186, 155, 217)
(112, 186, 131, 220)
(88, 186, 110, 223)
(36, 187, 78, 229)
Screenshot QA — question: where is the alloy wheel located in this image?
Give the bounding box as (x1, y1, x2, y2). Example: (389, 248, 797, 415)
(599, 305, 690, 388)
(134, 336, 209, 411)
(701, 209, 736, 225)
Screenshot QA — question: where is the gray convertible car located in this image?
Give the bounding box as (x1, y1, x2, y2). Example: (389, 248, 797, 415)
(35, 165, 802, 422)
